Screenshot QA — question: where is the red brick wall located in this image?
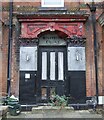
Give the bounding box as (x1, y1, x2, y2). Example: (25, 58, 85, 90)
(2, 24, 9, 96)
(0, 21, 2, 97)
(85, 16, 96, 96)
(102, 26, 104, 95)
(10, 26, 19, 96)
(97, 22, 103, 96)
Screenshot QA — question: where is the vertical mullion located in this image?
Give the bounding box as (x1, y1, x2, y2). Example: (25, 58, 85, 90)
(55, 52, 58, 80)
(47, 51, 50, 100)
(47, 87, 50, 100)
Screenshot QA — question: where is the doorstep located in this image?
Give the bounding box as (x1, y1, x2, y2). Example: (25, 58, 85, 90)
(7, 110, 103, 119)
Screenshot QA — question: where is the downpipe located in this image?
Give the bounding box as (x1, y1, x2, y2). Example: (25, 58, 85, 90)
(7, 0, 13, 96)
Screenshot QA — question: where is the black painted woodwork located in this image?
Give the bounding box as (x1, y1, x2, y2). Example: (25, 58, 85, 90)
(19, 71, 37, 104)
(19, 47, 86, 104)
(67, 71, 86, 103)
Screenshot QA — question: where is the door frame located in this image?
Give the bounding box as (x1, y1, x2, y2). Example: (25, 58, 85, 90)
(36, 46, 67, 103)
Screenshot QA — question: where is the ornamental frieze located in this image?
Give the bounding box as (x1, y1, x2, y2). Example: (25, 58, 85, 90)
(20, 22, 84, 38)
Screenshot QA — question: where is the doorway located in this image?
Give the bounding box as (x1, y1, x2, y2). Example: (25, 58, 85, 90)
(37, 47, 67, 102)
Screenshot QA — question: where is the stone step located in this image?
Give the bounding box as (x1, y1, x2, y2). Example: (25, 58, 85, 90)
(32, 106, 74, 114)
(0, 106, 8, 119)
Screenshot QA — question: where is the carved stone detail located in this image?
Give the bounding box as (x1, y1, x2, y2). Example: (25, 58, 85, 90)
(20, 22, 84, 38)
(67, 36, 86, 47)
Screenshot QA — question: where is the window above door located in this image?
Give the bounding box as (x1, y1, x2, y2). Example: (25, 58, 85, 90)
(41, 0, 64, 7)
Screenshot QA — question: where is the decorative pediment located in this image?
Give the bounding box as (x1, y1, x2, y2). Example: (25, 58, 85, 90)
(20, 21, 84, 39)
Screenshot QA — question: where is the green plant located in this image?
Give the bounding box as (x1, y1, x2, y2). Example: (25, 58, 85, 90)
(49, 94, 68, 107)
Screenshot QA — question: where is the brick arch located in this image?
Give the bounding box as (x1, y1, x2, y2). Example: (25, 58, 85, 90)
(36, 25, 70, 38)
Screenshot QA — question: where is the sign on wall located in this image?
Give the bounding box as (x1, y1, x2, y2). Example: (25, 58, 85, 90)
(39, 32, 66, 46)
(20, 47, 37, 71)
(68, 47, 86, 71)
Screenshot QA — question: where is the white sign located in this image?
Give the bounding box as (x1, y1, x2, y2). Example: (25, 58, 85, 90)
(25, 73, 30, 79)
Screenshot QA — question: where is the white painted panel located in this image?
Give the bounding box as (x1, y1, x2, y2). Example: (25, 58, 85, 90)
(98, 96, 104, 104)
(41, 0, 64, 7)
(50, 52, 55, 80)
(20, 47, 37, 71)
(42, 52, 47, 80)
(58, 52, 64, 80)
(68, 47, 86, 71)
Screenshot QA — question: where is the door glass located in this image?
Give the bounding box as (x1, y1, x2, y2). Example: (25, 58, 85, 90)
(50, 52, 55, 80)
(58, 52, 64, 80)
(41, 87, 47, 100)
(42, 52, 47, 80)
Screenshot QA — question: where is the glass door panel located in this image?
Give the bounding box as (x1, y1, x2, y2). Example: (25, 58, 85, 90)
(58, 52, 64, 80)
(42, 52, 47, 80)
(50, 52, 55, 80)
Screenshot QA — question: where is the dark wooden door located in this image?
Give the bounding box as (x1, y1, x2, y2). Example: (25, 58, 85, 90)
(37, 47, 67, 102)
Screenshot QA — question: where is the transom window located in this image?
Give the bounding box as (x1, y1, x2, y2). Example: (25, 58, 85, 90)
(41, 0, 64, 7)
